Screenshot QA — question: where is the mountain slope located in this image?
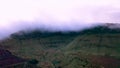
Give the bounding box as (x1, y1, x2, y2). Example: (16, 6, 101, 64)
(65, 33, 120, 57)
(0, 24, 120, 68)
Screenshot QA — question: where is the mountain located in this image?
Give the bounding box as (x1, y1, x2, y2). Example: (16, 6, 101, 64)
(0, 23, 120, 68)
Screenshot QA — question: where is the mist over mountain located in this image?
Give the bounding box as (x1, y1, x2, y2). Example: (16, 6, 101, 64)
(0, 0, 120, 39)
(0, 0, 120, 67)
(0, 22, 100, 40)
(0, 22, 120, 40)
(7, 23, 119, 41)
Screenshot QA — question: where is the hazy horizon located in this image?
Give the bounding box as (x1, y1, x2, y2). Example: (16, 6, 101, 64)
(0, 0, 120, 39)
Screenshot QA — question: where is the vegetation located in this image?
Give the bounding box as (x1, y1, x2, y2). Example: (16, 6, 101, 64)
(0, 25, 120, 68)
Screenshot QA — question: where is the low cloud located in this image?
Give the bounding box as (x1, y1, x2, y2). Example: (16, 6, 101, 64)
(0, 0, 120, 39)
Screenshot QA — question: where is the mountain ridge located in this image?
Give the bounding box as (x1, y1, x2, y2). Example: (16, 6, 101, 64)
(0, 23, 120, 68)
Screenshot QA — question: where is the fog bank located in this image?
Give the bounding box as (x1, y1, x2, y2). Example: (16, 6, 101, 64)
(0, 0, 120, 39)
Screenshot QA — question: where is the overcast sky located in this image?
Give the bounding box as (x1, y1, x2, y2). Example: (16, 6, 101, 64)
(0, 0, 120, 39)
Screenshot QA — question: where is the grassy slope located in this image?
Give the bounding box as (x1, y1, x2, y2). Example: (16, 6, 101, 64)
(64, 33, 120, 58)
(0, 32, 79, 68)
(0, 26, 120, 68)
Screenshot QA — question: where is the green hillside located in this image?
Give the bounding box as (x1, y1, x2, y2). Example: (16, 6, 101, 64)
(65, 34, 120, 57)
(0, 25, 120, 68)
